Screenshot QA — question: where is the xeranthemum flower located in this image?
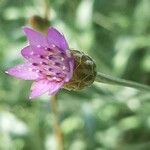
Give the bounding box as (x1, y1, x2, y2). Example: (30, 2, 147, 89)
(6, 27, 74, 99)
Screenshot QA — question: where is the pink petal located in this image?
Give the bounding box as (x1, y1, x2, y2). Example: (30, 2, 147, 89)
(30, 80, 50, 99)
(21, 46, 32, 59)
(30, 80, 63, 99)
(6, 63, 39, 80)
(65, 58, 74, 82)
(48, 81, 64, 95)
(21, 45, 48, 60)
(47, 27, 69, 51)
(23, 27, 48, 47)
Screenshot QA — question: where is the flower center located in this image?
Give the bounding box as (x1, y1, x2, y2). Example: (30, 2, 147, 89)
(32, 45, 69, 82)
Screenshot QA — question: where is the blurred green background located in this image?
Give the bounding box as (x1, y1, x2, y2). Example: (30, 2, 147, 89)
(0, 0, 150, 150)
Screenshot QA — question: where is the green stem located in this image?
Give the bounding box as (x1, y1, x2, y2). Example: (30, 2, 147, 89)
(95, 72, 150, 91)
(51, 95, 64, 150)
(43, 0, 50, 20)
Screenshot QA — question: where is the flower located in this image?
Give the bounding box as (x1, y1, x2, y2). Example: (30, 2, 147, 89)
(6, 27, 74, 99)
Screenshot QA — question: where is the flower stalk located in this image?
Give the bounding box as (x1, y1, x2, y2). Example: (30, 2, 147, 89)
(51, 95, 64, 150)
(43, 0, 50, 20)
(95, 72, 150, 91)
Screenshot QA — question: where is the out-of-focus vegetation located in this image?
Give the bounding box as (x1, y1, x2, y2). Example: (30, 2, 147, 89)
(0, 0, 150, 150)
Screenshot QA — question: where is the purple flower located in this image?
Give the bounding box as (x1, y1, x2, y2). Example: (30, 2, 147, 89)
(6, 27, 74, 99)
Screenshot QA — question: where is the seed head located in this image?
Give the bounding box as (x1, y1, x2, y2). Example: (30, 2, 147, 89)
(28, 15, 50, 33)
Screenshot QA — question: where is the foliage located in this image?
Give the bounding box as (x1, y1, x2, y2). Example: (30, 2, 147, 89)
(0, 0, 150, 150)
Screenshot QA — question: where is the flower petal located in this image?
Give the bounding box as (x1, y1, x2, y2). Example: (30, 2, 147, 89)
(21, 46, 32, 59)
(30, 80, 64, 99)
(47, 27, 69, 51)
(65, 58, 74, 82)
(23, 27, 48, 47)
(30, 80, 50, 99)
(48, 81, 64, 95)
(6, 63, 39, 80)
(21, 45, 48, 60)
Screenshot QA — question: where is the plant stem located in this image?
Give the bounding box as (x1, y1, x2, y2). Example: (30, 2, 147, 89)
(43, 0, 50, 20)
(95, 72, 150, 91)
(51, 95, 64, 150)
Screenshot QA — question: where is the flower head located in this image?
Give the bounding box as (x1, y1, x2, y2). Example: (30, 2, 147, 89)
(63, 50, 96, 90)
(6, 27, 74, 99)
